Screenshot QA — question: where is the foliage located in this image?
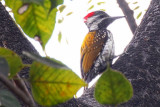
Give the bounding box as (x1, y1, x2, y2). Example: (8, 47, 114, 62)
(128, 0, 146, 19)
(94, 66, 133, 106)
(137, 12, 142, 19)
(0, 57, 9, 76)
(134, 6, 139, 10)
(87, 1, 106, 11)
(88, 5, 94, 11)
(30, 61, 85, 106)
(0, 48, 86, 106)
(58, 31, 62, 42)
(0, 90, 21, 107)
(22, 51, 86, 106)
(5, 0, 63, 49)
(25, 52, 86, 106)
(0, 48, 24, 78)
(66, 12, 73, 16)
(21, 0, 44, 5)
(59, 4, 66, 13)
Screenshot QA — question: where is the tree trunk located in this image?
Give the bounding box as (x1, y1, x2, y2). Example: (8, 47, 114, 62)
(113, 0, 160, 106)
(0, 0, 160, 106)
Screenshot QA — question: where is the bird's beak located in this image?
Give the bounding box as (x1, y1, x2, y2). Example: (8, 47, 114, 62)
(103, 16, 125, 25)
(108, 16, 125, 20)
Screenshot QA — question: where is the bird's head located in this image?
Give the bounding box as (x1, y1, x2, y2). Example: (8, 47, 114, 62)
(84, 11, 125, 31)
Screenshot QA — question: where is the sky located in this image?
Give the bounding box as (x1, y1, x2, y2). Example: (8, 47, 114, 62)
(2, 0, 151, 97)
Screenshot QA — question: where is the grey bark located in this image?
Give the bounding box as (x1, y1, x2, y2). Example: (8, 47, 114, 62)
(115, 0, 160, 106)
(1, 0, 160, 106)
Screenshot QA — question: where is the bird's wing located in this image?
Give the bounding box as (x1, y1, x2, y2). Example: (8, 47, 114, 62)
(80, 31, 107, 79)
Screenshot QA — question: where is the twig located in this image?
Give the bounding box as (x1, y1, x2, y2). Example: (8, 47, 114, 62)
(117, 0, 138, 34)
(14, 74, 36, 107)
(0, 74, 35, 107)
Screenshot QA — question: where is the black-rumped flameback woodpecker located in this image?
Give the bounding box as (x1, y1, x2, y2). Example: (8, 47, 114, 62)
(80, 11, 124, 84)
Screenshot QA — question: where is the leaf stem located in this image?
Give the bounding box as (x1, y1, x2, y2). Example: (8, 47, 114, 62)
(23, 64, 31, 67)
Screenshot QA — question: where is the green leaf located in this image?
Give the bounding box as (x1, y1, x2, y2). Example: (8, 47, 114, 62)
(58, 17, 64, 24)
(5, 0, 14, 8)
(100, 9, 106, 11)
(97, 2, 105, 5)
(134, 6, 139, 10)
(94, 67, 133, 106)
(58, 4, 66, 13)
(88, 5, 94, 11)
(0, 57, 9, 76)
(49, 0, 63, 14)
(66, 38, 69, 44)
(5, 0, 63, 49)
(66, 12, 73, 16)
(23, 51, 69, 69)
(21, 0, 44, 5)
(26, 53, 86, 106)
(0, 48, 23, 78)
(137, 12, 142, 19)
(58, 32, 62, 43)
(133, 1, 138, 4)
(0, 90, 21, 107)
(88, 0, 92, 4)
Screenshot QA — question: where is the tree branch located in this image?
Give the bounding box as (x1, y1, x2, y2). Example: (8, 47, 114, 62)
(0, 74, 35, 107)
(117, 0, 138, 34)
(13, 75, 36, 106)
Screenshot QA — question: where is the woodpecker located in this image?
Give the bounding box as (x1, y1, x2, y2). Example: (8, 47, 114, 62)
(80, 11, 124, 84)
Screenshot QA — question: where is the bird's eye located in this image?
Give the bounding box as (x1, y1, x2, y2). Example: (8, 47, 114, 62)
(99, 15, 105, 19)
